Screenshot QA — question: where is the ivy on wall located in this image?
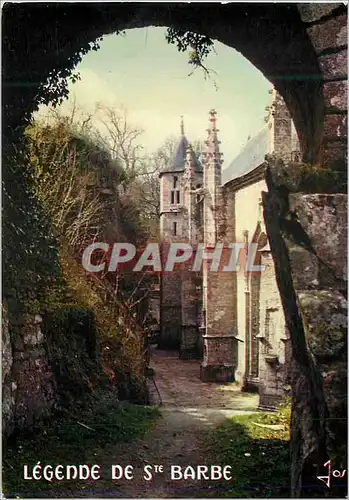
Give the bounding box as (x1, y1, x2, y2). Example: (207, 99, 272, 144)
(2, 137, 61, 314)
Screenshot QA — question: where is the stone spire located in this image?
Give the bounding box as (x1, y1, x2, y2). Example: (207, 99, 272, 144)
(202, 109, 223, 247)
(203, 109, 223, 162)
(180, 115, 185, 136)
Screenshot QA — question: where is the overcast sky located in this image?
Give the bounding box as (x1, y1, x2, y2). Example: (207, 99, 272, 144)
(37, 27, 272, 168)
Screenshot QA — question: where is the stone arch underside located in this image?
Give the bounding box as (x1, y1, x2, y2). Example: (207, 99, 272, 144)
(4, 2, 346, 165)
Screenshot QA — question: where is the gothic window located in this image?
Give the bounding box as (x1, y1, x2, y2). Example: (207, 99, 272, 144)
(173, 221, 177, 236)
(173, 176, 178, 189)
(170, 191, 175, 204)
(176, 190, 180, 204)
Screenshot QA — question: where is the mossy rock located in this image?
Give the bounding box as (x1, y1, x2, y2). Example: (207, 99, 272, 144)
(267, 157, 347, 194)
(306, 322, 346, 361)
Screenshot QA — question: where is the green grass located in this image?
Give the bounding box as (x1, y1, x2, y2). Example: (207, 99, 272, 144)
(3, 390, 160, 498)
(207, 402, 291, 498)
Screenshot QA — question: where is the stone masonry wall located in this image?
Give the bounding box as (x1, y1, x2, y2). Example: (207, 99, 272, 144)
(3, 305, 56, 438)
(180, 265, 201, 359)
(297, 4, 347, 169)
(258, 251, 289, 410)
(159, 266, 182, 349)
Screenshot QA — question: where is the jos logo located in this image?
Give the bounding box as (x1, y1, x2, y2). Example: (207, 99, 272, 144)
(317, 460, 346, 488)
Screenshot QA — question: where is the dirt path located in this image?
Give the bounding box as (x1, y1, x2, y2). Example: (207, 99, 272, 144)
(88, 349, 259, 498)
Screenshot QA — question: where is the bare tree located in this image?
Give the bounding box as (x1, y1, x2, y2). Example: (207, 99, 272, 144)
(126, 136, 180, 238)
(27, 113, 115, 251)
(94, 104, 145, 182)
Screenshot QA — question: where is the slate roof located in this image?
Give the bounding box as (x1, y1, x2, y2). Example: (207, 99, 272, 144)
(222, 127, 269, 185)
(161, 135, 203, 174)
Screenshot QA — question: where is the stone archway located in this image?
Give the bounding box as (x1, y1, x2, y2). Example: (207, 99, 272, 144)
(2, 3, 347, 166)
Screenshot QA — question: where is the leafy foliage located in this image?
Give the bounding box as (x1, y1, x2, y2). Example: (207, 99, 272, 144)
(166, 27, 217, 83)
(35, 39, 104, 110)
(2, 137, 61, 313)
(166, 28, 214, 66)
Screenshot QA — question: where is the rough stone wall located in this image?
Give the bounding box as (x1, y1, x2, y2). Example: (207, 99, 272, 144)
(267, 89, 293, 159)
(262, 160, 347, 497)
(287, 194, 347, 472)
(180, 264, 201, 359)
(297, 4, 347, 169)
(2, 306, 56, 438)
(2, 306, 15, 439)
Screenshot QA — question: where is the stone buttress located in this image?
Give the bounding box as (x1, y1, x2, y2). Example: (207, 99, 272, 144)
(201, 110, 236, 381)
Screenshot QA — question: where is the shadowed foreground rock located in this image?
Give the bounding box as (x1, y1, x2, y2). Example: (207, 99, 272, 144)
(262, 161, 347, 498)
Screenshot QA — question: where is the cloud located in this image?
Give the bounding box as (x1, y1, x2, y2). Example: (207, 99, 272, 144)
(66, 68, 119, 111)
